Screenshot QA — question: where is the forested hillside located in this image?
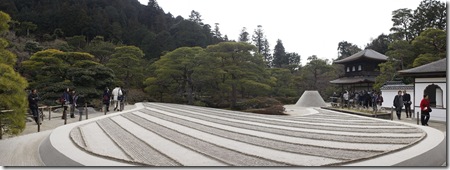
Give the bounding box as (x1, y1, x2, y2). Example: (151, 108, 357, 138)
(0, 0, 223, 61)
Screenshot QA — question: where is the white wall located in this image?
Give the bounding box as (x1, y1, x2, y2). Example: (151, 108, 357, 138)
(380, 89, 414, 109)
(414, 77, 447, 122)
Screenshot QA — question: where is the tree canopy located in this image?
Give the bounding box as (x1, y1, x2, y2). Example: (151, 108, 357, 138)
(0, 11, 28, 137)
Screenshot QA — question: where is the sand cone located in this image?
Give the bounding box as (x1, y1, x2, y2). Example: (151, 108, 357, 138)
(295, 90, 327, 107)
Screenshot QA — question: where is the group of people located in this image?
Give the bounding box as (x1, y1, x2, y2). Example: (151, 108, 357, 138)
(27, 86, 125, 125)
(60, 88, 84, 119)
(336, 89, 432, 126)
(336, 90, 384, 112)
(392, 90, 412, 120)
(102, 86, 125, 112)
(394, 90, 432, 126)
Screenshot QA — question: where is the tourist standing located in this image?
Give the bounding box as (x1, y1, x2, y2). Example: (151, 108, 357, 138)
(377, 93, 384, 109)
(112, 86, 123, 111)
(28, 89, 40, 124)
(393, 90, 403, 120)
(69, 90, 76, 118)
(420, 94, 431, 126)
(61, 88, 71, 119)
(343, 90, 349, 108)
(102, 87, 111, 112)
(372, 92, 378, 112)
(73, 92, 85, 118)
(403, 90, 412, 118)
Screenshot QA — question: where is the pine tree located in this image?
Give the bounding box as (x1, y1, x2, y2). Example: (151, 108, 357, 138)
(252, 25, 271, 64)
(0, 11, 29, 138)
(272, 39, 288, 68)
(238, 27, 249, 42)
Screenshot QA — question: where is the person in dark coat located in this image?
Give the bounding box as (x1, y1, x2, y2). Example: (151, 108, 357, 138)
(28, 89, 40, 124)
(403, 90, 412, 118)
(102, 87, 111, 112)
(61, 88, 71, 119)
(73, 92, 85, 118)
(393, 90, 404, 120)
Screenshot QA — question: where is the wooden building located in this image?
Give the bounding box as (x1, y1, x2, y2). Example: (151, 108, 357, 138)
(330, 49, 388, 92)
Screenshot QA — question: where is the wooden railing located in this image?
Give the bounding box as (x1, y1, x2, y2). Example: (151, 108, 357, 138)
(0, 103, 90, 140)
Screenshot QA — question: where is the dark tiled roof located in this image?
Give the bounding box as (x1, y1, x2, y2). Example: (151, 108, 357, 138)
(334, 49, 388, 64)
(380, 84, 414, 90)
(330, 76, 376, 84)
(398, 58, 447, 76)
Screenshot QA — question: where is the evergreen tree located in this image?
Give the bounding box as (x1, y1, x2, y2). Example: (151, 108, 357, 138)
(213, 23, 222, 39)
(107, 46, 145, 88)
(252, 25, 272, 63)
(286, 52, 301, 71)
(189, 10, 203, 25)
(390, 8, 414, 41)
(206, 42, 271, 109)
(336, 41, 361, 60)
(365, 34, 392, 54)
(272, 39, 288, 68)
(238, 27, 249, 42)
(411, 28, 446, 67)
(0, 11, 29, 137)
(252, 25, 265, 54)
(410, 0, 447, 37)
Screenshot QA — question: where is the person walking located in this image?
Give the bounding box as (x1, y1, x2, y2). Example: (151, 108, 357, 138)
(377, 92, 384, 110)
(393, 90, 404, 120)
(420, 94, 431, 126)
(343, 90, 349, 108)
(69, 90, 76, 118)
(372, 92, 378, 113)
(102, 87, 111, 112)
(119, 87, 126, 111)
(73, 92, 85, 119)
(403, 90, 412, 118)
(28, 89, 40, 125)
(111, 86, 123, 111)
(61, 88, 71, 119)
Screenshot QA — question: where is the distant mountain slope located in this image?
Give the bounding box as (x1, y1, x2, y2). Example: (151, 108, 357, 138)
(0, 0, 222, 59)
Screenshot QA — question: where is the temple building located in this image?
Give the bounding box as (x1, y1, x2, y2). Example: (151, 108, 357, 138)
(330, 49, 388, 92)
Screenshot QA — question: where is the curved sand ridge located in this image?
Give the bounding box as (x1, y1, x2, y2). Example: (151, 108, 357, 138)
(68, 102, 426, 166)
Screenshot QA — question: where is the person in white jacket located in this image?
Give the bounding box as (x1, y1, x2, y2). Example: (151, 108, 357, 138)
(111, 86, 123, 111)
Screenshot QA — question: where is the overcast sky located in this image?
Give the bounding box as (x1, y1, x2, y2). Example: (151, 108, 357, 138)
(138, 0, 426, 64)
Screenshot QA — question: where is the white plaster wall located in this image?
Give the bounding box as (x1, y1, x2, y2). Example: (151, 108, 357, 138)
(380, 89, 414, 109)
(415, 77, 446, 83)
(414, 77, 447, 122)
(414, 83, 447, 109)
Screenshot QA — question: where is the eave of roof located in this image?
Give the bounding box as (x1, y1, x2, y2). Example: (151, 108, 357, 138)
(330, 76, 376, 84)
(380, 84, 414, 90)
(334, 49, 388, 64)
(398, 58, 447, 77)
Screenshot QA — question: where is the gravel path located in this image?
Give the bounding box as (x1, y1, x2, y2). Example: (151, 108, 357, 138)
(0, 131, 50, 166)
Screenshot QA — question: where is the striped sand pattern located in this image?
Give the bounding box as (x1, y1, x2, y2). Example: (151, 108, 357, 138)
(69, 102, 426, 166)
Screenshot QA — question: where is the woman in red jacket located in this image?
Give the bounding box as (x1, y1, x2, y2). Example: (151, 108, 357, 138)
(420, 94, 431, 126)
